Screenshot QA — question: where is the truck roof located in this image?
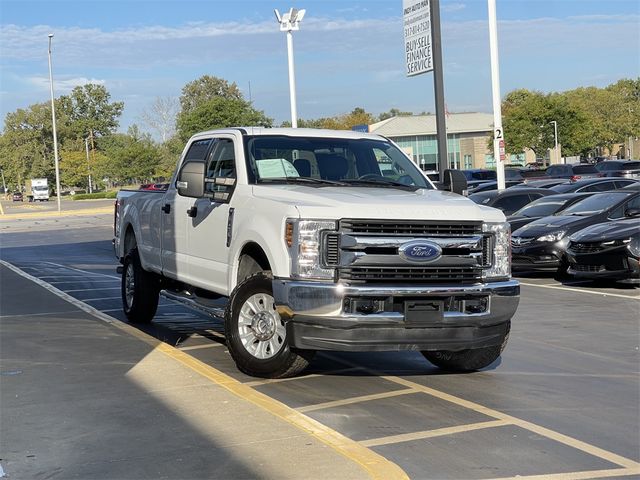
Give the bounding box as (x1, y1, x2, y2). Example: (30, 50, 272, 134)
(189, 127, 387, 142)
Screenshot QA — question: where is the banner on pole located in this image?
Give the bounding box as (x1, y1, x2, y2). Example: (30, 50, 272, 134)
(403, 0, 433, 77)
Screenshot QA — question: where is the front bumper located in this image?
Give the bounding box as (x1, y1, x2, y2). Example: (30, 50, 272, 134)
(512, 242, 564, 271)
(272, 279, 519, 351)
(567, 251, 640, 283)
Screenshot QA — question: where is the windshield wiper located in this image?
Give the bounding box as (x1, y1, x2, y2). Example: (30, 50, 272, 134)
(342, 178, 420, 191)
(257, 177, 348, 186)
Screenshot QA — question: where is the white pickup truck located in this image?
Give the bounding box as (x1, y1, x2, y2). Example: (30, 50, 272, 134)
(114, 127, 519, 378)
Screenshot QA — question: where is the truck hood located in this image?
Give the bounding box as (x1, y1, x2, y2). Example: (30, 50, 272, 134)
(251, 185, 504, 222)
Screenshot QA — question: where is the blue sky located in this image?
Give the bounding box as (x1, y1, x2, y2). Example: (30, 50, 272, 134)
(1, 0, 639, 137)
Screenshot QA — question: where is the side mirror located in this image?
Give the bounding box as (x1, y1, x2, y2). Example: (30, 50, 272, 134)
(177, 161, 205, 198)
(625, 207, 640, 217)
(443, 169, 468, 195)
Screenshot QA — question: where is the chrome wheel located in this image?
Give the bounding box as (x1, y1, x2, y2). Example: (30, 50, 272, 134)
(237, 293, 286, 359)
(124, 263, 135, 309)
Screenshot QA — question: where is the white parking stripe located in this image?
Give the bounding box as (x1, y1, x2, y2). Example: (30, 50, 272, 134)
(520, 282, 639, 300)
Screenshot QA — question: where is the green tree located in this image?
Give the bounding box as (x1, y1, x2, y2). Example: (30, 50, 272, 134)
(58, 83, 124, 142)
(177, 96, 272, 140)
(378, 108, 413, 121)
(179, 75, 243, 116)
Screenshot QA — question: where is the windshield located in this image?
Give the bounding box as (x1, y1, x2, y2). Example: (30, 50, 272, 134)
(512, 198, 566, 217)
(32, 186, 48, 191)
(244, 135, 432, 189)
(559, 192, 629, 216)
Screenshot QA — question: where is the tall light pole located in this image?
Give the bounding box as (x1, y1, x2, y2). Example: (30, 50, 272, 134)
(275, 8, 306, 128)
(488, 0, 505, 190)
(550, 120, 559, 164)
(85, 137, 93, 194)
(47, 33, 62, 213)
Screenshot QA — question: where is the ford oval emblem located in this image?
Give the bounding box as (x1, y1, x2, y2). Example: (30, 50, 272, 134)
(399, 240, 442, 263)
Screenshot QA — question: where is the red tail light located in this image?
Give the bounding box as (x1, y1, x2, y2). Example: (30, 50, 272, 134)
(570, 175, 581, 182)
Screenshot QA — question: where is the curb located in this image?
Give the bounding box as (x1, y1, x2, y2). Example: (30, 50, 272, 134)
(0, 206, 113, 220)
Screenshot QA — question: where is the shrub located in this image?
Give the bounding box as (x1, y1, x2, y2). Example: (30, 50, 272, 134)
(71, 191, 118, 200)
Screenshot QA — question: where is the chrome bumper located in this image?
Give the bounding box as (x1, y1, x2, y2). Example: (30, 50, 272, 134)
(272, 279, 520, 351)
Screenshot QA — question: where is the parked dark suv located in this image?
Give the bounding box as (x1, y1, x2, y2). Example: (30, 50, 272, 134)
(544, 164, 600, 181)
(595, 160, 640, 178)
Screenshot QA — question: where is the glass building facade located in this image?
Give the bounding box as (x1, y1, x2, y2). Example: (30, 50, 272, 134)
(393, 134, 462, 171)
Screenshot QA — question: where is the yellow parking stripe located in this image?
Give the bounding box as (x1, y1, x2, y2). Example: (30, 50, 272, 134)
(0, 206, 112, 220)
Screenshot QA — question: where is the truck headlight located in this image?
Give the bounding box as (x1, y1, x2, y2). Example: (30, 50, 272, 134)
(286, 219, 337, 280)
(483, 222, 511, 280)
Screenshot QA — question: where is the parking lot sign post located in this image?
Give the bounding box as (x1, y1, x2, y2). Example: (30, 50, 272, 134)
(403, 0, 448, 180)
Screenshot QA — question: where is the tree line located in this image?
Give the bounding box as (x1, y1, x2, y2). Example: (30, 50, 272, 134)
(0, 76, 637, 193)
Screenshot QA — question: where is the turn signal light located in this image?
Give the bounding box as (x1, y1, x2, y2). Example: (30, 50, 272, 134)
(285, 221, 294, 247)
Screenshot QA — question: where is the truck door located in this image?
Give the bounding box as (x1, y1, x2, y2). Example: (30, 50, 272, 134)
(161, 138, 213, 280)
(185, 136, 237, 294)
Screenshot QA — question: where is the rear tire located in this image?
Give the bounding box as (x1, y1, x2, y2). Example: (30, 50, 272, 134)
(224, 272, 315, 378)
(422, 322, 510, 372)
(121, 248, 160, 323)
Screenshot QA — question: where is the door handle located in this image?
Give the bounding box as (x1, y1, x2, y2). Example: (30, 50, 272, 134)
(161, 204, 171, 214)
(187, 206, 198, 218)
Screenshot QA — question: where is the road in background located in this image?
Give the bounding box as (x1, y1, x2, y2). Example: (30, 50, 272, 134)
(1, 207, 638, 479)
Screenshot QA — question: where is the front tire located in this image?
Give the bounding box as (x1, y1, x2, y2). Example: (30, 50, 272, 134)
(121, 248, 160, 323)
(422, 322, 510, 372)
(224, 272, 315, 378)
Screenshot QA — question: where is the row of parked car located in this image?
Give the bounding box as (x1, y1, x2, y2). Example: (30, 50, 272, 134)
(463, 160, 640, 194)
(467, 177, 640, 284)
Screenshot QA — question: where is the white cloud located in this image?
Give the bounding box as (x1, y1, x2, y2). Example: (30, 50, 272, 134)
(27, 76, 106, 92)
(442, 3, 466, 13)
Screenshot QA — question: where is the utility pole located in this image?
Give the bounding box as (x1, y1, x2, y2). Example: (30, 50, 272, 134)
(85, 137, 93, 194)
(488, 0, 505, 190)
(47, 33, 62, 212)
(430, 0, 448, 179)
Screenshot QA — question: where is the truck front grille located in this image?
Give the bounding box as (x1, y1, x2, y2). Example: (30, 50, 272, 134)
(340, 219, 482, 236)
(339, 267, 480, 284)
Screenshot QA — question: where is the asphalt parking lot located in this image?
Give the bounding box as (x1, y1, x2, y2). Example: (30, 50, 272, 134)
(1, 206, 638, 479)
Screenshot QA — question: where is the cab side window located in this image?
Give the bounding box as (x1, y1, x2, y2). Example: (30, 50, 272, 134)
(205, 138, 236, 201)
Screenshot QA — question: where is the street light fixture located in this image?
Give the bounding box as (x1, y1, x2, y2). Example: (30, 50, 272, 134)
(550, 120, 559, 164)
(47, 33, 62, 213)
(274, 7, 306, 128)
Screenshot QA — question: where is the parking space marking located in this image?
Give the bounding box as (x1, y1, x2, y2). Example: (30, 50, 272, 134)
(520, 282, 639, 300)
(486, 466, 640, 480)
(66, 287, 121, 293)
(83, 296, 122, 302)
(360, 419, 510, 447)
(2, 258, 409, 480)
(244, 367, 362, 387)
(296, 388, 417, 414)
(388, 375, 640, 470)
(43, 262, 120, 280)
(48, 280, 117, 285)
(322, 354, 640, 472)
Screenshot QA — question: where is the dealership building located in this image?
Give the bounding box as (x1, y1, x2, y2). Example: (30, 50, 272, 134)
(368, 113, 528, 171)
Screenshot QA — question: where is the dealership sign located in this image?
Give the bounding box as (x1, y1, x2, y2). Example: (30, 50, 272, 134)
(403, 0, 433, 76)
